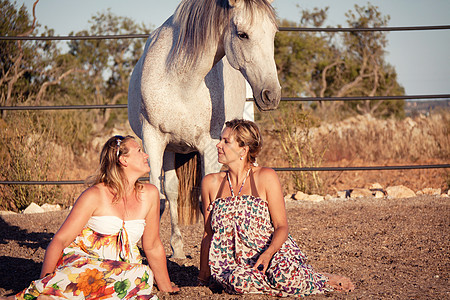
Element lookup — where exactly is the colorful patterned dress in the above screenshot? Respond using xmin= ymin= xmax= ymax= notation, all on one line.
xmin=16 ymin=216 xmax=155 ymax=299
xmin=208 ymin=171 xmax=330 ymax=297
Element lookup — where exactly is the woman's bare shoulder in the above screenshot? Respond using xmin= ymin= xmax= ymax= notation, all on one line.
xmin=140 ymin=183 xmax=159 ymax=203
xmin=76 ymin=184 xmax=106 ymax=203
xmin=141 ymin=182 xmax=158 ymax=193
xmin=202 ymin=171 xmax=226 ymax=185
xmin=253 ymin=166 xmax=277 ymax=179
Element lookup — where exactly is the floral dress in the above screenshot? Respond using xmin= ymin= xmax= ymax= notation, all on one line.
xmin=208 ymin=171 xmax=330 ymax=297
xmin=16 ymin=216 xmax=155 ymax=299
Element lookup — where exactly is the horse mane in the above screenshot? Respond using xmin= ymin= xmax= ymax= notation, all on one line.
xmin=168 ymin=0 xmax=277 ymax=70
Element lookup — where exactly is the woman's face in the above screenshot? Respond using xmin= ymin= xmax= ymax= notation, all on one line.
xmin=216 ymin=127 xmax=244 ymax=165
xmin=123 ymin=140 xmax=150 ymax=174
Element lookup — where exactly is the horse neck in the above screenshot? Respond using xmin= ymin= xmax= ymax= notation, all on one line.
xmin=178 ymin=42 xmax=224 ymax=85
xmin=166 ymin=19 xmax=226 ymax=84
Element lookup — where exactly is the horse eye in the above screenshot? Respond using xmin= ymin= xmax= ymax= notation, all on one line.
xmin=237 ymin=31 xmax=249 ymax=39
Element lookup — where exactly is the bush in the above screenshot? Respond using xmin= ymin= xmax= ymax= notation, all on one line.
xmin=268 ymin=107 xmax=327 ymax=194
xmin=0 ymin=111 xmax=71 ymax=211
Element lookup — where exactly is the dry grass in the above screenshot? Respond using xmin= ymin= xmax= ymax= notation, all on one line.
xmin=316 ymin=112 xmax=449 ymax=162
xmin=258 ymin=110 xmax=449 ymax=195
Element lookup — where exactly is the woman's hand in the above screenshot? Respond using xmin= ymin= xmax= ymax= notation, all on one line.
xmin=252 ymin=250 xmax=273 ymax=274
xmin=157 ymin=282 xmax=180 ymax=294
xmin=168 ymin=283 xmax=180 ymax=294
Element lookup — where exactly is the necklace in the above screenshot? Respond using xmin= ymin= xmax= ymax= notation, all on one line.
xmin=227 ymin=168 xmax=251 ymax=197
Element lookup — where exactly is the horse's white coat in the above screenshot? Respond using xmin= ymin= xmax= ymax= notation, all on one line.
xmin=128 ymin=0 xmax=280 ymax=258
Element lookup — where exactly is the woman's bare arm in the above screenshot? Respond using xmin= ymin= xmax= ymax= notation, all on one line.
xmin=141 ymin=184 xmax=178 ymax=293
xmin=40 ymin=187 xmax=99 ymax=277
xmin=198 ymin=174 xmax=217 ymax=284
xmin=252 ymin=167 xmax=289 ymax=273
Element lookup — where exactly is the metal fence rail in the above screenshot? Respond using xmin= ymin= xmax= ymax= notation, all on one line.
xmin=1 ymin=164 xmax=449 ymax=186
xmin=2 ymin=95 xmax=449 ymax=111
xmin=1 ymin=25 xmax=450 ymax=41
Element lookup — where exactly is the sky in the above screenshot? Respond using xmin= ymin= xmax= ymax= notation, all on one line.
xmin=17 ymin=0 xmax=450 ymax=96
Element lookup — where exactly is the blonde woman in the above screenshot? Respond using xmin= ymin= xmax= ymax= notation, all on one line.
xmin=14 ymin=135 xmax=178 ymax=299
xmin=199 ymin=119 xmax=354 ymax=297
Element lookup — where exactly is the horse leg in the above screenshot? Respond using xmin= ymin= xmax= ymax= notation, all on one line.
xmin=201 ymin=139 xmax=222 ymax=176
xmin=163 ymin=150 xmax=185 ymax=259
xmin=141 ymin=124 xmax=167 ymax=216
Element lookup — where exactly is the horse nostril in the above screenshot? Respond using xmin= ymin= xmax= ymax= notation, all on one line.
xmin=262 ymin=89 xmax=271 ymax=104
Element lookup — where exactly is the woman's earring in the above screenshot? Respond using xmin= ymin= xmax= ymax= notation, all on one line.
xmin=240 ymin=156 xmax=243 ymax=160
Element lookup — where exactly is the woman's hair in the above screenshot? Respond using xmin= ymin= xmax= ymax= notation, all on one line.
xmin=225 ymin=119 xmax=262 ymax=164
xmin=86 ymin=135 xmax=143 ymax=203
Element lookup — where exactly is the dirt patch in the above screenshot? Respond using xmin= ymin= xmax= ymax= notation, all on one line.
xmin=1 ymin=195 xmax=448 ymax=299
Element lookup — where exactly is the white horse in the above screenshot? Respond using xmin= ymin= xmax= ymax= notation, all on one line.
xmin=128 ymin=0 xmax=281 ymax=258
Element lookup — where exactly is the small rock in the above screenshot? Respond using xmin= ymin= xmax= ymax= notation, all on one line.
xmin=386 ymin=185 xmax=416 ymax=198
xmin=41 ymin=203 xmax=62 ymax=212
xmin=293 ymin=191 xmax=308 ymax=201
xmin=370 ymin=182 xmax=383 ymax=189
xmin=284 ymin=195 xmax=293 ymax=202
xmin=0 ymin=210 xmax=17 ymax=215
xmin=350 ymin=188 xmax=373 ymax=198
xmin=374 ymin=190 xmax=385 ymax=198
xmin=324 ymin=194 xmax=333 ymax=201
xmin=337 ymin=190 xmax=349 ymax=199
xmin=307 ymin=194 xmax=324 ymax=202
xmin=293 ymin=191 xmax=324 ymax=202
xmin=420 ymin=188 xmax=441 ymax=196
xmin=23 ymin=202 xmax=45 ymax=214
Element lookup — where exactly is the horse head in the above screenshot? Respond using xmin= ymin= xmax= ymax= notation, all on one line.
xmin=223 ymin=0 xmax=281 ymax=111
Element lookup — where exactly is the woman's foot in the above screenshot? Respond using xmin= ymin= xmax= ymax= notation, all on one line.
xmin=323 ymin=273 xmax=355 ymax=292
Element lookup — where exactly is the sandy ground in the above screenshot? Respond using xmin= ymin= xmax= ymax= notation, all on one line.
xmin=1 ymin=195 xmax=449 ymax=299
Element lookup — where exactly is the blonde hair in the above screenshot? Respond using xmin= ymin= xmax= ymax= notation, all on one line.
xmin=225 ymin=119 xmax=262 ymax=164
xmin=86 ymin=135 xmax=143 ymax=203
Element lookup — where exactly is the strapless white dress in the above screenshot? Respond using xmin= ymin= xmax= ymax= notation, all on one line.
xmin=16 ymin=216 xmax=155 ymax=299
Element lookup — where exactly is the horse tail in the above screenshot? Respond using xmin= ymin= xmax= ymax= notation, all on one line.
xmin=175 ymin=152 xmax=201 ymax=225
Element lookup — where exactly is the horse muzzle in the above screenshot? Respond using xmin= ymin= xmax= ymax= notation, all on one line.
xmin=254 ymin=86 xmax=281 ymax=111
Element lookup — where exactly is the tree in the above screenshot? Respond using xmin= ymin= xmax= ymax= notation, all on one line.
xmin=0 ymin=0 xmax=38 ymax=109
xmin=66 ymin=10 xmax=152 ymax=126
xmin=274 ymin=8 xmax=333 ymax=98
xmin=273 ymin=3 xmax=405 ymax=120
xmin=340 ymin=4 xmax=405 ymax=118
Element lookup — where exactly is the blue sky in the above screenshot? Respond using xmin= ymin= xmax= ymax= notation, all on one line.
xmin=17 ymin=0 xmax=450 ymax=96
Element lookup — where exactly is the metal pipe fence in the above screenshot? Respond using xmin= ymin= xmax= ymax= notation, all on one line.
xmin=1 ymin=25 xmax=450 ymax=41
xmin=1 ymin=164 xmax=449 ymax=186
xmin=2 ymin=94 xmax=449 ymax=111
xmin=1 ymin=24 xmax=449 ymax=185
